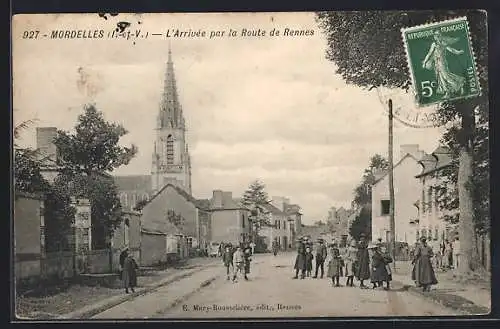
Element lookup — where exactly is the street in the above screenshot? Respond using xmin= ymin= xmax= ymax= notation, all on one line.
xmin=92 ymin=253 xmax=456 ymax=319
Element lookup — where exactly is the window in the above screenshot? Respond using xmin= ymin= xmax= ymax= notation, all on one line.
xmin=166 ymin=135 xmax=174 ymax=165
xmin=381 ymin=200 xmax=390 ymax=216
xmin=283 ymin=220 xmax=286 ymax=230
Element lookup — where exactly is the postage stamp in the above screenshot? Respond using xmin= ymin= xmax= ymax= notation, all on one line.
xmin=401 ymin=16 xmax=481 ymax=107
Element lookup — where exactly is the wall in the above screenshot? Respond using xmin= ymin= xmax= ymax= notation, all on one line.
xmin=371 ymin=156 xmax=421 ymax=243
xmin=112 ymin=212 xmax=141 ymax=267
xmin=141 ymin=185 xmax=197 ymax=238
xmin=211 ymin=209 xmax=249 ymax=245
xmin=14 ymin=195 xmax=43 ymax=281
xmin=140 ymin=232 xmax=167 ymax=266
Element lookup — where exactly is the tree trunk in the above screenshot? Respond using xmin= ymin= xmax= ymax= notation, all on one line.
xmin=457 ymin=108 xmax=478 ymax=274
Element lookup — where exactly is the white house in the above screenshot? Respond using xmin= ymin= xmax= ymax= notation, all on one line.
xmin=371 ymin=145 xmax=424 ymax=244
xmin=260 ymin=203 xmax=290 ymax=251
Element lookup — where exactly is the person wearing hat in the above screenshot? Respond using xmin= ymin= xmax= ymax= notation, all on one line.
xmin=343 ymin=239 xmax=358 ymax=287
xmin=412 ymin=236 xmax=438 ymax=292
xmin=369 ymin=242 xmax=391 ymax=290
xmin=293 ymin=240 xmax=307 ymax=279
xmin=313 ymin=239 xmax=328 ymax=279
xmin=327 ymin=242 xmax=343 ymax=287
xmin=355 ymin=234 xmax=371 ymax=288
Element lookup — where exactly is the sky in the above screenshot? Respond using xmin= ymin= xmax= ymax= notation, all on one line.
xmin=13 ymin=12 xmax=445 ymax=224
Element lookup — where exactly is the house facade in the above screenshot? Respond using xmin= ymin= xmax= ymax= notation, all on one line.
xmin=260 ymin=203 xmax=290 ymax=251
xmin=371 ymin=145 xmax=424 ymax=244
xmin=210 ymin=190 xmax=251 ymax=245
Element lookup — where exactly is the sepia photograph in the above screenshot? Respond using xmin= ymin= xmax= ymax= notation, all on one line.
xmin=12 ymin=11 xmax=490 ymax=320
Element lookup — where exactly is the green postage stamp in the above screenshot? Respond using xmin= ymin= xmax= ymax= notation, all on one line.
xmin=401 ymin=16 xmax=481 ymax=107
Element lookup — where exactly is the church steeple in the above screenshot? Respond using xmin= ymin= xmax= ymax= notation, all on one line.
xmin=158 ymin=45 xmax=184 ymax=130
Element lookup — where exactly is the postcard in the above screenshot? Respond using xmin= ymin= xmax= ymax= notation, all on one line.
xmin=12 ymin=11 xmax=490 ymax=320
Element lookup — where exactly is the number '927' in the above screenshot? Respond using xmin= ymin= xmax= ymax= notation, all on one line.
xmin=22 ymin=30 xmax=40 ymax=39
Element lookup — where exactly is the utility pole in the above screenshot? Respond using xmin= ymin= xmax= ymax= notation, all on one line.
xmin=388 ymin=99 xmax=396 ymax=271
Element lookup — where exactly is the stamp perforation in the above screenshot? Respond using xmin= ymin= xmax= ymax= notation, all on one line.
xmin=400 ymin=16 xmax=482 ymax=108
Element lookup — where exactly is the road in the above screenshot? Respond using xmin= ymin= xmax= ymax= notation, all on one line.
xmin=93 ymin=253 xmax=456 ymax=319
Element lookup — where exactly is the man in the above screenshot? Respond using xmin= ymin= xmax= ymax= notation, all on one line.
xmin=232 ymin=246 xmax=245 ymax=282
xmin=313 ymin=239 xmax=327 ymax=279
xmin=222 ymin=245 xmax=234 ymax=280
xmin=355 ymin=233 xmax=371 ymax=288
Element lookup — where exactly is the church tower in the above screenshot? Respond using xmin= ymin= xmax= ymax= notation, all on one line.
xmin=151 ymin=47 xmax=192 ymax=194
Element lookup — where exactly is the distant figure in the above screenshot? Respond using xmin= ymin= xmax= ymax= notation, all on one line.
xmin=327 ymin=243 xmax=342 ymax=287
xmin=272 ymin=240 xmax=279 ymax=256
xmin=122 ymin=253 xmax=138 ymax=294
xmin=412 ymin=236 xmax=438 ymax=292
xmin=355 ymin=233 xmax=371 ymax=288
xmin=250 ymin=241 xmax=256 ymax=255
xmin=343 ymin=240 xmax=358 ymax=287
xmin=232 ymin=246 xmax=245 ymax=282
xmin=443 ymin=239 xmax=453 ymax=270
xmin=305 ymin=247 xmax=314 ymax=277
xmin=119 ymin=247 xmax=129 ymax=279
xmin=313 ymin=239 xmax=327 ymax=279
xmin=222 ymin=245 xmax=234 ymax=281
xmin=452 ymin=237 xmax=460 ymax=270
xmin=293 ymin=241 xmax=307 ymax=279
xmin=369 ymin=243 xmax=391 ymax=290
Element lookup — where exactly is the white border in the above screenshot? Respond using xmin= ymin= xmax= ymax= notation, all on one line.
xmin=400 ymin=16 xmax=482 ymax=107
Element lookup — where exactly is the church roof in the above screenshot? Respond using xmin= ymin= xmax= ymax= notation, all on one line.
xmin=113 ymin=175 xmax=151 ymax=191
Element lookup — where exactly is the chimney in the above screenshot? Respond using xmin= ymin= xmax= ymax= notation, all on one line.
xmin=400 ymin=144 xmax=420 ymax=159
xmin=36 ymin=127 xmax=58 ymax=165
xmin=212 ymin=190 xmax=223 ymax=208
xmin=222 ymin=191 xmax=233 ymax=207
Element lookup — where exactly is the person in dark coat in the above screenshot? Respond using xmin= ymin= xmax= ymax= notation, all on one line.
xmin=412 ymin=236 xmax=438 ymax=292
xmin=369 ymin=244 xmax=390 ymax=289
xmin=222 ymin=245 xmax=234 ymax=280
xmin=122 ymin=253 xmax=138 ymax=293
xmin=118 ymin=247 xmax=129 ymax=280
xmin=355 ymin=234 xmax=371 ymax=288
xmin=293 ymin=241 xmax=307 ymax=279
xmin=243 ymin=246 xmax=252 ymax=280
xmin=327 ymin=244 xmax=342 ymax=287
xmin=313 ymin=239 xmax=328 ymax=279
xmin=305 ymin=247 xmax=314 ymax=277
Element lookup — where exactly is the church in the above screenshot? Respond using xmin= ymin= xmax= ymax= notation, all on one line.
xmin=114 ymin=48 xmax=192 ymax=210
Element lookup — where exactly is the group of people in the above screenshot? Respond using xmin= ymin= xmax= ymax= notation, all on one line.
xmin=221 ymin=243 xmax=253 ymax=283
xmin=293 ymin=234 xmax=395 ymax=290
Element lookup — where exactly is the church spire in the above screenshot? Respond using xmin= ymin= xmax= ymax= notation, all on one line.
xmin=158 ymin=44 xmax=183 ymax=129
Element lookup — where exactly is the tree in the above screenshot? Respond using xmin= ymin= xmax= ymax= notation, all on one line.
xmin=54 ymin=104 xmax=138 ymax=248
xmin=133 ymin=199 xmax=149 ymax=212
xmin=349 ymin=206 xmax=371 ymax=241
xmin=352 ymin=154 xmax=389 ymax=208
xmin=316 ymin=10 xmax=488 ymax=274
xmin=241 ymin=180 xmax=272 ymax=238
xmin=314 ymin=220 xmax=326 ymax=226
xmin=14 ymin=148 xmax=50 ymax=195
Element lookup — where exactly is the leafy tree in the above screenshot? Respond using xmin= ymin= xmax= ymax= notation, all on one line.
xmin=54 ymin=104 xmax=138 ymax=248
xmin=241 ymin=180 xmax=272 ymax=241
xmin=349 ymin=206 xmax=371 ymax=241
xmin=14 ymin=148 xmax=50 ymax=195
xmin=352 ymin=154 xmax=389 ymax=208
xmin=316 ymin=10 xmax=488 ymax=273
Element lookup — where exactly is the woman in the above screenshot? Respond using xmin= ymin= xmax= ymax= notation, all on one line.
xmin=412 ymin=236 xmax=438 ymax=292
xmin=355 ymin=234 xmax=371 ymax=288
xmin=343 ymin=240 xmax=358 ymax=287
xmin=369 ymin=244 xmax=390 ymax=289
xmin=327 ymin=243 xmax=343 ymax=287
xmin=293 ymin=241 xmax=307 ymax=279
xmin=122 ymin=253 xmax=138 ymax=294
xmin=422 ymin=30 xmax=466 ymax=99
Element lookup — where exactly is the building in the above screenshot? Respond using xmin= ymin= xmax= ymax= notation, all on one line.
xmin=111 ymin=211 xmax=141 ymax=262
xmin=260 ymin=203 xmax=289 ymax=251
xmin=371 ymin=144 xmax=425 ymax=244
xmin=114 ymin=47 xmax=192 ymax=211
xmin=414 ymin=146 xmax=456 ymax=246
xmin=209 ymin=190 xmax=251 ymax=245
xmin=326 ymin=206 xmax=352 ymax=241
xmin=284 ymin=203 xmax=303 ymax=244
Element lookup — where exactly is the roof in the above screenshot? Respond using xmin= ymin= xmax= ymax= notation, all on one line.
xmin=210 ymin=197 xmax=249 ymax=211
xmin=263 ymin=203 xmax=286 ymax=216
xmin=194 ymin=198 xmax=211 ymax=210
xmin=113 ymin=175 xmax=151 ymax=191
xmin=145 ymin=183 xmax=205 ymax=210
xmin=284 ymin=204 xmax=302 ymax=215
xmin=373 ymin=153 xmax=419 ymax=185
xmin=415 ymin=146 xmax=453 ymax=178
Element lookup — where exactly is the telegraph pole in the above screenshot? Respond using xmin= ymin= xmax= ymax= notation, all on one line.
xmin=388 ymin=99 xmax=396 ymax=270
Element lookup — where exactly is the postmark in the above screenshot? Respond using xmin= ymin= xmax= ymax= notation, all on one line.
xmin=401 ymin=17 xmax=481 ymax=107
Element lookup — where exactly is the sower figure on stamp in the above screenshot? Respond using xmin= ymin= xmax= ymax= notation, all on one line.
xmin=293 ymin=239 xmax=307 ymax=279
xmin=122 ymin=253 xmax=138 ymax=294
xmin=222 ymin=244 xmax=234 ymax=281
xmin=313 ymin=238 xmax=327 ymax=279
xmin=355 ymin=233 xmax=371 ymax=289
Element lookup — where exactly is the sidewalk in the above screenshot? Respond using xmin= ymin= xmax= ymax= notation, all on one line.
xmin=391 ymin=261 xmax=491 ymax=315
xmin=15 ymin=257 xmax=220 ymax=320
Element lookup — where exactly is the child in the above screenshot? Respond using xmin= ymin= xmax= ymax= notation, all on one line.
xmin=305 ymin=247 xmax=314 ymax=277
xmin=222 ymin=245 xmax=234 ymax=280
xmin=232 ymin=246 xmax=245 ymax=282
xmin=327 ymin=244 xmax=342 ymax=287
